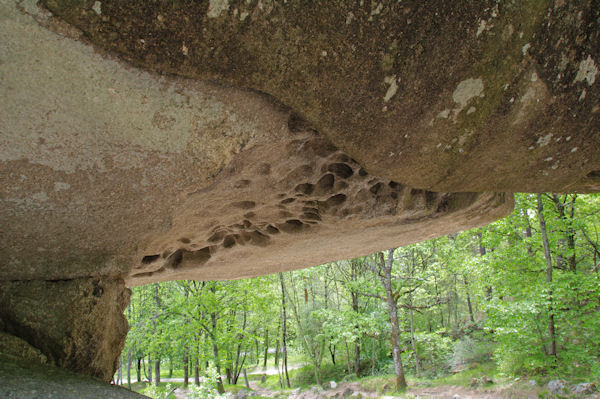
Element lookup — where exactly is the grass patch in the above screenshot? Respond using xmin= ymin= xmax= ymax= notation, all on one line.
xmin=159 ymin=369 xmax=185 ymax=379
xmin=289 ymin=363 xmax=351 ymax=388
xmin=256 ymin=373 xmax=287 ymax=390
xmin=223 ymin=383 xmax=248 ymax=393
xmin=411 ymin=362 xmax=498 ymax=388
xmin=127 ymin=381 xmax=149 ymax=391
xmin=137 ymin=382 xmax=183 ymax=398
xmin=358 ymin=374 xmax=396 ymax=393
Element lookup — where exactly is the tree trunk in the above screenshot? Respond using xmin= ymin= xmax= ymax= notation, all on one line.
xmin=136 ymin=357 xmax=141 ymax=383
xmin=433 ymin=275 xmax=444 ymax=328
xmin=329 ymin=343 xmax=336 ymax=365
xmin=371 ymin=336 xmax=376 ymax=376
xmin=153 ymin=283 xmax=160 ymax=386
xmin=255 ymin=339 xmax=260 ymax=365
xmin=263 ymin=328 xmax=269 ymax=368
xmin=117 ymin=356 xmax=122 ymax=385
xmin=537 ymin=194 xmax=557 ymax=359
xmin=183 ymin=347 xmax=189 ymax=387
xmin=278 ymin=273 xmax=291 ymax=388
xmin=344 ymin=340 xmax=352 ymax=376
xmin=551 ymin=194 xmax=577 ymax=272
xmin=194 ymin=357 xmax=200 ymax=385
xmin=243 ymin=368 xmax=250 ymax=389
xmin=211 ymin=312 xmax=225 ymax=394
xmin=127 ymin=350 xmax=132 ymax=388
xmin=408 ymin=293 xmax=420 ymax=378
xmin=463 ymin=276 xmax=475 ymax=323
xmin=148 ymin=354 xmax=152 ymax=384
xmin=478 ymin=233 xmax=493 ymax=300
xmin=522 ymin=207 xmax=534 ymax=256
xmin=274 ymin=336 xmax=280 ymax=366
xmin=354 ymin=341 xmax=360 ymax=376
xmin=226 ymin=367 xmax=232 ymax=385
xmin=351 ymin=262 xmax=361 ymax=376
xmin=377 ymin=250 xmax=407 ymax=390
xmin=154 ymin=359 xmax=160 ymax=385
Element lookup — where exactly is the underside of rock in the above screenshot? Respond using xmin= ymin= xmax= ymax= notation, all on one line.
xmin=0 ymin=0 xmax=599 ymax=392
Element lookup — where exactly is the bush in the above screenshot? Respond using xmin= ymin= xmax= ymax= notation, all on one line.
xmin=187 ymin=366 xmax=226 ymax=399
xmin=449 ymin=336 xmax=495 ymax=369
xmin=412 ymin=332 xmax=454 ymax=377
xmin=141 ymin=383 xmax=177 ymax=399
xmin=290 ymin=363 xmax=348 ymax=387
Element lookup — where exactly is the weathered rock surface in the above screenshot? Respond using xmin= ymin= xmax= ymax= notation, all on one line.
xmin=1 ymin=0 xmax=512 ymax=284
xmin=0 ymin=331 xmax=48 ymax=366
xmin=0 ymin=277 xmax=130 ymax=381
xmin=38 ymin=0 xmax=600 ymax=194
xmin=129 ymin=131 xmax=512 ymax=284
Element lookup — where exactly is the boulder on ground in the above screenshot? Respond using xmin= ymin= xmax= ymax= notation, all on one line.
xmin=548 ymin=379 xmax=569 ymax=394
xmin=571 ymin=382 xmax=596 ymax=395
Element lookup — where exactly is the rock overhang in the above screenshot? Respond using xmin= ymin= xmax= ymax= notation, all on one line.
xmin=1 ymin=0 xmax=517 ymax=284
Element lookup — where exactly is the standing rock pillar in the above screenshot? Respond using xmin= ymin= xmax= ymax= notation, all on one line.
xmin=0 ymin=277 xmax=130 ymax=381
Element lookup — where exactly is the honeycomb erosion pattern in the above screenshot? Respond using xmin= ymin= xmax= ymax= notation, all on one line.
xmin=129 ymin=127 xmax=512 ymax=285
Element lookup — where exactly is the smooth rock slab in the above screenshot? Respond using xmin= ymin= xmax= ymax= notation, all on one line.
xmin=0 ymin=358 xmax=147 ymax=399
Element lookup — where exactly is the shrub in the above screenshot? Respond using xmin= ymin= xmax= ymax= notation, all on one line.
xmin=449 ymin=336 xmax=495 ymax=369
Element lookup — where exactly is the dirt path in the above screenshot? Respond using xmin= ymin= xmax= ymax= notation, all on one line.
xmin=130 ymin=379 xmax=544 ymax=398
xmin=241 ymin=381 xmax=541 ymax=399
xmin=405 ymin=385 xmax=535 ymax=399
xmin=246 ymin=362 xmax=308 ymax=376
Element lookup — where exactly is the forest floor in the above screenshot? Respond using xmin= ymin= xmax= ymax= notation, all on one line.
xmin=165 ymin=381 xmax=543 ymax=399
xmin=126 ymin=362 xmax=598 ymax=399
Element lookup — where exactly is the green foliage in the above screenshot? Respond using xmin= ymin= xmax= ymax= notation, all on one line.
xmin=187 ymin=366 xmax=225 ymax=399
xmin=449 ymin=335 xmax=495 ymax=369
xmin=290 ymin=363 xmax=349 ymax=387
xmin=422 ymin=362 xmax=498 ymax=388
xmin=413 ymin=332 xmax=453 ymax=377
xmin=120 ymin=193 xmax=600 ymax=390
xmin=358 ymin=375 xmax=395 ymax=393
xmin=482 ymin=194 xmax=600 ymax=378
xmin=140 ymin=383 xmax=176 ymax=399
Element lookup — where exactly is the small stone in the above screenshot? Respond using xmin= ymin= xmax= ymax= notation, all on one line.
xmin=330 ymin=380 xmax=337 ymax=389
xmin=548 ymin=379 xmax=568 ymax=394
xmin=481 ymin=376 xmax=493 ymax=385
xmin=571 ymin=382 xmax=596 ymax=395
xmin=92 ymin=1 xmax=102 ymax=15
